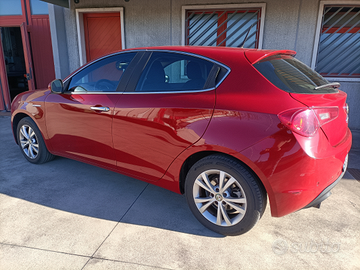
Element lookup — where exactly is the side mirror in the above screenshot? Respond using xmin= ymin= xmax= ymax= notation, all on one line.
xmin=48 ymin=79 xmax=64 ymax=94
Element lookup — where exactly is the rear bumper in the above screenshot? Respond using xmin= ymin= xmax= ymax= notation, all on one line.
xmin=303 ymin=155 xmax=348 ymax=209
xmin=241 ymin=127 xmax=352 ymax=217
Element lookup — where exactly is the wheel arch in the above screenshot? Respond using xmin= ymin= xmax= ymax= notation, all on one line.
xmin=12 ymin=112 xmax=32 ymax=144
xmin=12 ymin=112 xmax=51 ymax=154
xmin=179 ymin=151 xmax=267 ymax=201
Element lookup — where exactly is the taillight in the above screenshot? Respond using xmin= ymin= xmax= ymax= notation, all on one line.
xmin=278 ymin=107 xmax=339 ymax=137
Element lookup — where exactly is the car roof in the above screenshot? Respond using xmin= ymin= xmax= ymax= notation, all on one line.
xmin=121 ymin=46 xmax=296 ymax=65
xmin=65 ymin=46 xmax=297 ymax=81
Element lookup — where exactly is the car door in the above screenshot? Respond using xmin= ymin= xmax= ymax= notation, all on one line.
xmin=112 ymin=51 xmax=221 ymax=182
xmin=45 ymin=52 xmax=137 ymax=169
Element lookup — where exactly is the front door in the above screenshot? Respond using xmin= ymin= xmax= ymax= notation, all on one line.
xmin=46 ymin=92 xmax=119 ymax=169
xmin=45 ymin=52 xmax=136 ymax=169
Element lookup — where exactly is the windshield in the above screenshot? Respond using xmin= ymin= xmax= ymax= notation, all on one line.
xmin=253 ymin=55 xmax=339 ymax=94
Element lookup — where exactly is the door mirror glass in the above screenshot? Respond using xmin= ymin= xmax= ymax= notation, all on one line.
xmin=49 ymin=79 xmax=64 ymax=94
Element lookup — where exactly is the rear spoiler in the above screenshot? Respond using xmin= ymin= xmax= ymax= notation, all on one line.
xmin=245 ymin=50 xmax=296 ymax=64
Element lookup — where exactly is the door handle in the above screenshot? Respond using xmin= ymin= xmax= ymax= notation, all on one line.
xmin=90 ymin=106 xmax=110 ymax=112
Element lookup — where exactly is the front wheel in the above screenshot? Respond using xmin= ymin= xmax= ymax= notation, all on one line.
xmin=185 ymin=154 xmax=266 ymax=236
xmin=17 ymin=117 xmax=54 ymax=164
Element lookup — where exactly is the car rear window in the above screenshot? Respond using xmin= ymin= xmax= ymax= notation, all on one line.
xmin=253 ymin=55 xmax=338 ymax=94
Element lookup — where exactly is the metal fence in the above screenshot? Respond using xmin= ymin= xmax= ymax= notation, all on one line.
xmin=315 ymin=6 xmax=360 ymax=77
xmin=185 ymin=8 xmax=262 ymax=48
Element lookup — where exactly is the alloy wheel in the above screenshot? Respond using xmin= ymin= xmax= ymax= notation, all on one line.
xmin=19 ymin=124 xmax=39 ymax=159
xmin=193 ymin=169 xmax=247 ymax=227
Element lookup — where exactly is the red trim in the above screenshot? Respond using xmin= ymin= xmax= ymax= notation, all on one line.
xmin=0 ymin=16 xmax=25 ymax=26
xmin=217 ymin=12 xmax=227 ymax=46
xmin=20 ymin=23 xmax=35 ymax=91
xmin=24 ymin=0 xmax=32 ymax=24
xmin=323 ymin=26 xmax=360 ymax=34
xmin=255 ymin=9 xmax=261 ymax=48
xmin=82 ymin=12 xmax=120 ymax=18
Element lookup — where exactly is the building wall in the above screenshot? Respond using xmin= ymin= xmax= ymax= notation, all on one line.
xmin=341 ymin=81 xmax=360 ymax=149
xmin=49 ymin=0 xmax=360 ymax=140
xmin=66 ymin=0 xmax=321 ymax=65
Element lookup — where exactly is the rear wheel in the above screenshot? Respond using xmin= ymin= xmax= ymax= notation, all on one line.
xmin=17 ymin=117 xmax=54 ymax=164
xmin=185 ymin=154 xmax=266 ymax=236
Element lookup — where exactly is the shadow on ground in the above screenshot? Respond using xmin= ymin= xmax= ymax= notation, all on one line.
xmin=1 ymin=135 xmax=221 ymax=237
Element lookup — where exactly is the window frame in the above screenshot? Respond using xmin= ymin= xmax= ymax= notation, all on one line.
xmin=134 ymin=51 xmax=216 ymax=93
xmin=181 ymin=3 xmax=266 ymax=49
xmin=123 ymin=50 xmax=231 ymax=94
xmin=64 ymin=51 xmax=140 ymax=94
xmin=311 ymin=1 xmax=360 ymax=81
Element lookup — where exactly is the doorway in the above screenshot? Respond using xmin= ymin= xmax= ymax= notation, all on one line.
xmin=0 ymin=27 xmax=28 ymax=100
xmin=0 ymin=0 xmax=55 ymax=111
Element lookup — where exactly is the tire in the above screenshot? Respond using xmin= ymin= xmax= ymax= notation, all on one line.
xmin=17 ymin=117 xmax=54 ymax=164
xmin=185 ymin=154 xmax=266 ymax=236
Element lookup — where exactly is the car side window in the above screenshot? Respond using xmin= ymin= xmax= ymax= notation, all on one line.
xmin=68 ymin=52 xmax=136 ymax=92
xmin=135 ymin=52 xmax=215 ymax=92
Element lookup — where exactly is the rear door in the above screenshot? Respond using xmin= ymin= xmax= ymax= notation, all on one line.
xmin=112 ymin=51 xmax=220 ymax=181
xmin=45 ymin=52 xmax=137 ymax=168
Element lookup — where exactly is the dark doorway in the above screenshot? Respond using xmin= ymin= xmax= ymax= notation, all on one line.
xmin=0 ymin=27 xmax=28 ymax=100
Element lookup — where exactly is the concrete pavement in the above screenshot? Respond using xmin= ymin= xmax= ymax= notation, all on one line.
xmin=0 ymin=114 xmax=359 ymax=269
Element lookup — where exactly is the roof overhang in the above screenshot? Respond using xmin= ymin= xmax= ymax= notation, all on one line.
xmin=40 ymin=0 xmax=69 ymax=8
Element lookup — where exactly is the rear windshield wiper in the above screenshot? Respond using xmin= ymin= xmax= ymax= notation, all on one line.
xmin=314 ymin=82 xmax=340 ymax=90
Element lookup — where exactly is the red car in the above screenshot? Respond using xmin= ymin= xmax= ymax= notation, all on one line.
xmin=11 ymin=46 xmax=351 ymax=235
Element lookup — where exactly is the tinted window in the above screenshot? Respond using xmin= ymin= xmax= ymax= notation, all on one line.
xmin=135 ymin=52 xmax=215 ymax=92
xmin=254 ymin=55 xmax=338 ymax=94
xmin=68 ymin=52 xmax=136 ymax=92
